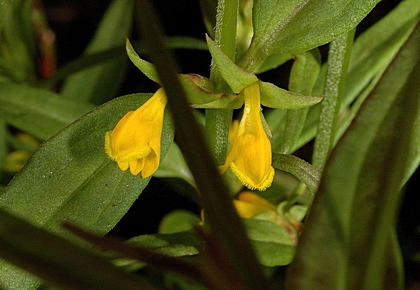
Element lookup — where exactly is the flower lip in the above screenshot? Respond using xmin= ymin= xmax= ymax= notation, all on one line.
xmin=105 ymin=88 xmax=167 ymax=178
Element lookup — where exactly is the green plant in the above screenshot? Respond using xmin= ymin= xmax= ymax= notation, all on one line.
xmin=0 ymin=0 xmax=419 ymax=289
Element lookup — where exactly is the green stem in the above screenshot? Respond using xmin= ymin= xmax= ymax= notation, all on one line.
xmin=312 ymin=29 xmax=355 ymax=169
xmin=205 ymin=0 xmax=238 ymax=165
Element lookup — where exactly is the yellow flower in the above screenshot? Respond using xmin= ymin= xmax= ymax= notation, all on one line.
xmin=105 ymin=88 xmax=167 ymax=178
xmin=220 ymin=82 xmax=274 ymax=190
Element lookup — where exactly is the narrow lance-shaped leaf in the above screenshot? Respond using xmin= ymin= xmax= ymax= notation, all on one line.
xmin=286 ymin=20 xmax=420 ymax=290
xmin=0 ymin=93 xmax=174 ymax=288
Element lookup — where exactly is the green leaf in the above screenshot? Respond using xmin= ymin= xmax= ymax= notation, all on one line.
xmin=286 ymin=20 xmax=420 ymax=290
xmin=272 ymin=153 xmax=321 ymax=194
xmin=242 ymin=0 xmax=380 ymax=71
xmin=158 ymin=210 xmax=201 ymax=234
xmin=206 ymin=34 xmax=257 ymax=93
xmin=281 ymin=49 xmax=321 ymax=154
xmin=60 ymin=0 xmax=134 ymax=104
xmin=43 ymin=37 xmax=208 ymax=88
xmin=312 ymin=29 xmax=355 ymax=169
xmin=126 ymin=38 xmax=160 ymax=84
xmin=259 ymin=80 xmax=322 ymax=109
xmin=0 ymin=93 xmax=174 ymax=288
xmin=253 ymin=53 xmax=293 ymax=74
xmin=0 ymin=0 xmax=36 ymax=83
xmin=294 ymin=0 xmax=420 ymax=153
xmin=0 ymin=209 xmax=158 ymax=290
xmin=243 ymin=219 xmax=295 ymax=266
xmin=154 ymin=142 xmax=195 ymax=186
xmin=135 ymin=0 xmax=270 ymax=288
xmin=0 ymin=83 xmax=94 ymax=140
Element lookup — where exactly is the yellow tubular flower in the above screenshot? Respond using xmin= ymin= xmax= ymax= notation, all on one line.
xmin=105 ymin=88 xmax=167 ymax=178
xmin=220 ymin=82 xmax=274 ymax=191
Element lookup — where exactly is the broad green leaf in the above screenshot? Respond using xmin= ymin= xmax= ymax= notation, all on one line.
xmin=259 ymin=80 xmax=322 ymax=109
xmin=281 ymin=49 xmax=321 ymax=154
xmin=0 ymin=209 xmax=158 ymax=290
xmin=60 ymin=0 xmax=134 ymax=104
xmin=0 ymin=83 xmax=94 ymax=140
xmin=0 ymin=93 xmax=175 ymax=288
xmin=286 ymin=20 xmax=420 ymax=290
xmin=272 ymin=153 xmax=321 ymax=194
xmin=206 ymin=34 xmax=257 ymax=93
xmin=241 ymin=0 xmax=380 ymax=71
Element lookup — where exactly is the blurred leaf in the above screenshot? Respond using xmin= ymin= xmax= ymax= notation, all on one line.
xmin=286 ymin=20 xmax=420 ymax=290
xmin=0 ymin=209 xmax=158 ymax=290
xmin=60 ymin=0 xmax=134 ymax=104
xmin=199 ymin=0 xmax=217 ymax=37
xmin=0 ymin=0 xmax=36 ymax=83
xmin=0 ymin=93 xmax=174 ymax=288
xmin=272 ymin=153 xmax=321 ymax=194
xmin=159 ymin=210 xmax=201 ymax=234
xmin=242 ymin=0 xmax=380 ymax=71
xmin=0 ymin=121 xmax=6 ymax=170
xmin=0 ymin=83 xmax=94 ymax=140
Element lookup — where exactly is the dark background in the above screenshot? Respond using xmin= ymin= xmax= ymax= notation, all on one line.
xmin=42 ymin=0 xmax=419 ymax=288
